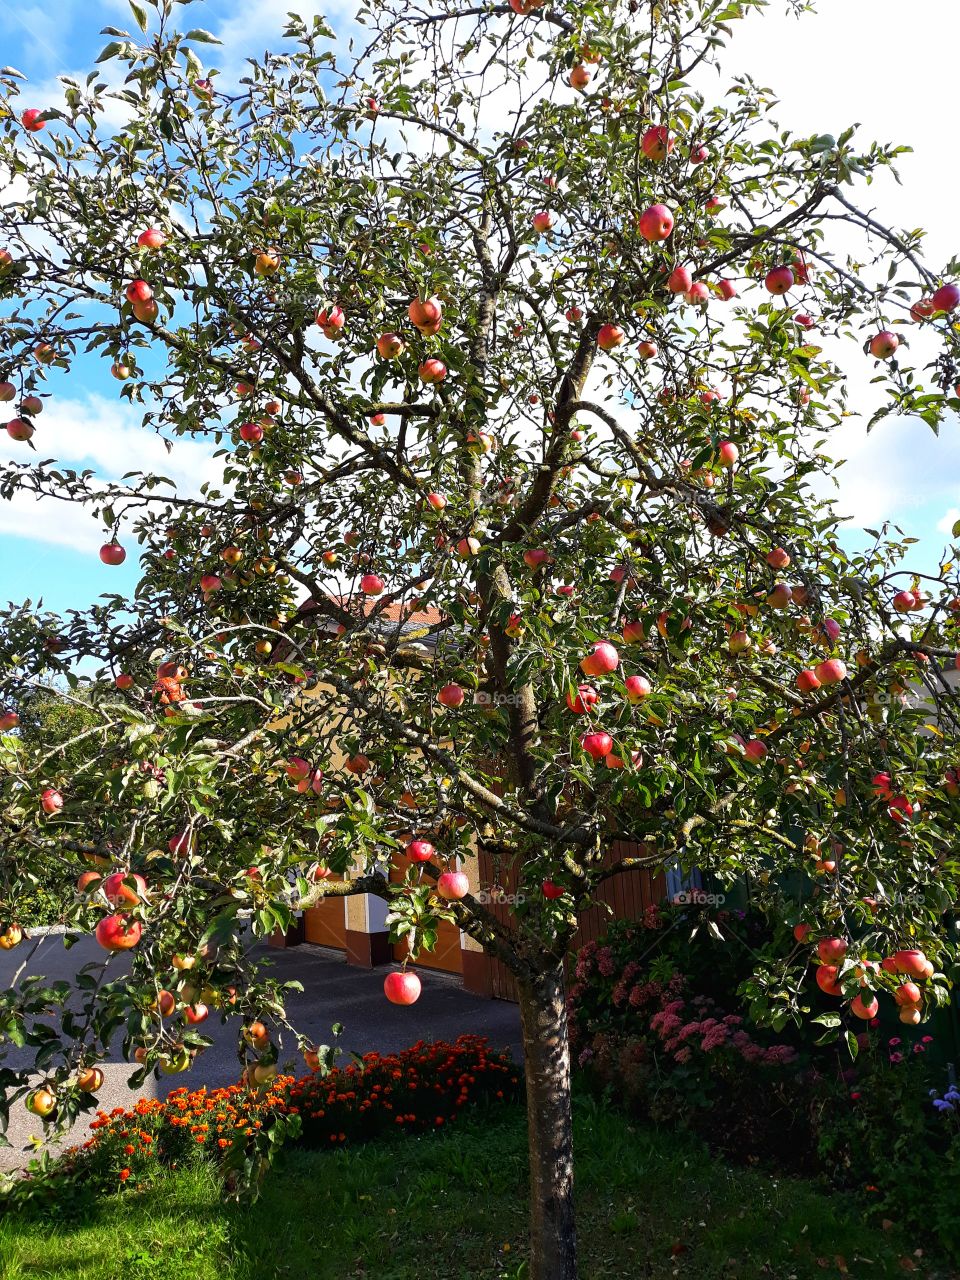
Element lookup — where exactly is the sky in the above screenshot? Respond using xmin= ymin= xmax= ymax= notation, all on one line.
xmin=1 ymin=0 xmax=959 ymax=617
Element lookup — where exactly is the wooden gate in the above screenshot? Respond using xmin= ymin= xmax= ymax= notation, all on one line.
xmin=476 ymin=840 xmax=666 ymax=1002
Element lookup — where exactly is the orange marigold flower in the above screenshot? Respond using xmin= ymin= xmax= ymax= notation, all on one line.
xmin=119 ymin=1168 xmax=131 ymax=1181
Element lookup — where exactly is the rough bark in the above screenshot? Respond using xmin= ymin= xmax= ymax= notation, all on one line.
xmin=518 ymin=962 xmax=578 ymax=1280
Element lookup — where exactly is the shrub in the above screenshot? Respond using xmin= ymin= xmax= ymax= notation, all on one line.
xmin=568 ymin=907 xmax=960 ymax=1260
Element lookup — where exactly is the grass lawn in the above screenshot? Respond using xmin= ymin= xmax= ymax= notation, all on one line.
xmin=0 ymin=1095 xmax=942 ymax=1280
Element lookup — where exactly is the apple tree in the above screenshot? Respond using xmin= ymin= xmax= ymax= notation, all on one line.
xmin=2 ymin=0 xmax=960 ymax=1274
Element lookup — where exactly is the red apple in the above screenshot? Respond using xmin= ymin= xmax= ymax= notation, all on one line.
xmin=125 ymin=279 xmax=153 ymax=305
xmin=565 ymin=305 xmax=583 ymax=323
xmin=457 ymin=536 xmax=480 ymax=557
xmin=409 ymin=297 xmax=443 ymax=330
xmin=102 ymin=871 xmax=147 ymax=906
xmin=425 ymin=492 xmax=447 ymax=511
xmin=793 ymin=923 xmax=811 ymax=943
xmin=641 ymin=125 xmax=673 ymax=161
xmin=200 ymin=573 xmax=222 ymax=593
xmin=542 ymin=880 xmax=565 ymax=899
xmin=892 ymin=589 xmax=918 ymax=613
xmin=566 ymin=684 xmax=599 ymax=714
xmin=345 ymin=754 xmax=370 ymax=775
xmin=767 ymin=583 xmax=793 ymax=609
xmin=638 ymin=204 xmax=674 ymax=242
xmin=20 ymin=396 xmax=42 ymax=416
xmin=580 ymin=641 xmax=619 ymax=676
xmin=580 ymin=731 xmax=613 ymax=760
xmin=523 ymin=548 xmax=550 ymax=570
xmin=597 ymin=324 xmax=625 ymax=352
xmin=376 ymin=332 xmax=405 ymax=359
xmin=360 ymin=573 xmax=384 ymax=595
xmin=77 ymin=1066 xmax=104 ymax=1092
xmin=892 ymin=949 xmax=928 ymax=978
xmin=636 ymin=341 xmax=657 ymax=361
xmin=6 ymin=418 xmax=34 ymax=441
xmin=437 ymin=682 xmax=465 ymax=708
xmin=621 ymin=620 xmax=645 ymax=644
xmin=0 ymin=710 xmax=19 ymax=730
xmin=316 ymin=306 xmax=345 ymax=338
xmin=406 ymin=839 xmax=435 ymax=863
xmin=436 ymin=870 xmax=469 ymax=900
xmin=667 ymin=266 xmax=692 ymax=294
xmin=99 ymin=542 xmax=126 ymax=566
xmin=41 ymin=788 xmax=63 ymax=814
xmin=869 ymin=331 xmax=899 ymax=360
xmin=0 ymin=382 xmax=15 ymax=402
xmin=717 ymin=441 xmax=738 ymax=469
xmin=766 ymin=547 xmax=791 ymax=570
xmin=684 ymin=282 xmax=710 ymax=305
xmin=796 ymin=669 xmax=821 ymax=694
xmin=728 ymin=630 xmax=751 ymax=656
xmin=932 ymin=283 xmax=960 ymax=314
xmin=137 ymin=228 xmax=166 ymax=249
xmin=95 ymin=914 xmax=142 ymax=951
xmin=818 ymin=937 xmax=848 ymax=964
xmin=814 ymin=659 xmax=847 ymax=686
xmin=894 ymin=981 xmax=922 ymax=1006
xmin=765 ymin=266 xmax=794 ymax=295
xmin=744 ymin=739 xmax=768 ymax=762
xmin=532 ymin=211 xmax=555 ymax=234
xmin=384 ymin=970 xmax=421 ymax=1005
xmin=816 ymin=965 xmax=842 ymax=997
xmin=419 ymin=358 xmax=447 ymax=384
xmin=238 ymin=421 xmax=264 ymax=444
xmin=131 ymin=298 xmax=159 ymax=324
xmin=185 ymin=1003 xmax=209 ymax=1024
xmin=76 ymin=870 xmax=101 ymax=893
xmin=624 ymin=675 xmax=651 ymax=702
xmin=568 ymin=64 xmax=591 ymax=91
xmin=850 ymin=993 xmax=878 ymax=1020
xmin=21 ymin=109 xmax=46 ymax=133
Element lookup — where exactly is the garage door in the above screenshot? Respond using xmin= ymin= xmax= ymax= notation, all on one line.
xmin=390 ymin=851 xmax=463 ymax=974
xmin=303 ymin=886 xmax=347 ymax=950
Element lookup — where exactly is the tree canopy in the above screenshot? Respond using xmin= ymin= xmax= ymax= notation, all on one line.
xmin=1 ymin=0 xmax=959 ymax=1274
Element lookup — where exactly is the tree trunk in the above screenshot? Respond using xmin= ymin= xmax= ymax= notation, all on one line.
xmin=518 ymin=961 xmax=578 ymax=1280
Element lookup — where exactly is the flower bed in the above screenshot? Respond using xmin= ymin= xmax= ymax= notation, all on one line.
xmin=568 ymin=904 xmax=960 ymax=1261
xmin=0 ymin=1036 xmax=519 ymax=1212
xmin=289 ymin=1034 xmax=520 ymax=1147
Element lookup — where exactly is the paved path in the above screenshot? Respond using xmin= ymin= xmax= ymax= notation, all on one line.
xmin=0 ymin=934 xmax=521 ymax=1172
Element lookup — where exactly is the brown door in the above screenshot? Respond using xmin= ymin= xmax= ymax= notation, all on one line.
xmin=390 ymin=852 xmax=463 ymax=973
xmin=303 ymin=884 xmax=347 ymax=950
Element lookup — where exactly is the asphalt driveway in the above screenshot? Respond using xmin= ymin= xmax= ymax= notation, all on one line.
xmin=0 ymin=933 xmax=521 ymax=1172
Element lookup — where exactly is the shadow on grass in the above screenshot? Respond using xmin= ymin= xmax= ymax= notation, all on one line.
xmin=0 ymin=1097 xmax=949 ymax=1280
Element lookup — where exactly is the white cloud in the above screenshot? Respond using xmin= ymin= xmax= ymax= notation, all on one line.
xmin=2 ymin=393 xmax=221 ymax=551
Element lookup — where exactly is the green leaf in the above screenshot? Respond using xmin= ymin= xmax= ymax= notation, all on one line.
xmin=95 ymin=42 xmax=124 ymax=63
xmin=129 ymin=1 xmax=148 ymax=31
xmin=185 ymin=28 xmax=222 ymax=44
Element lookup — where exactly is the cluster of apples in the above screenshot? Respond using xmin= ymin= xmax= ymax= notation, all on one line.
xmin=374 ymin=296 xmax=448 ymax=386
xmin=89 ymin=867 xmax=147 ymax=952
xmin=568 ymin=640 xmax=651 ymax=769
xmin=1 ymin=378 xmax=44 ymax=442
xmin=804 ymin=931 xmax=935 ymax=1025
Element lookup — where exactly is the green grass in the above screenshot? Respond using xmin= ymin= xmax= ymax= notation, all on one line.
xmin=0 ymin=1097 xmax=943 ymax=1279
